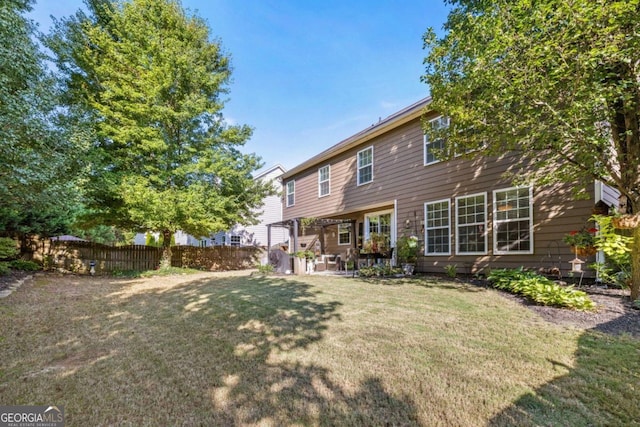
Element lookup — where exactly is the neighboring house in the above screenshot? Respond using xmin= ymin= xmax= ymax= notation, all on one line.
xmin=276 ymin=97 xmax=617 ymax=277
xmin=133 ymin=164 xmax=289 ymax=248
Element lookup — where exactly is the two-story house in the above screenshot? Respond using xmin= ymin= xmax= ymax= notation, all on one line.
xmin=273 ymin=97 xmax=617 ymax=277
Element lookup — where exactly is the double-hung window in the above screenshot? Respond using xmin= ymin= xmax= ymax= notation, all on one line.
xmin=424 ymin=116 xmax=450 ymax=165
xmin=338 ymin=223 xmax=351 ymax=245
xmin=357 ymin=146 xmax=373 ymax=185
xmin=424 ymin=199 xmax=451 ymax=255
xmin=286 ymin=180 xmax=295 ymax=207
xmin=318 ymin=165 xmax=330 ymax=197
xmin=456 ymin=193 xmax=487 ymax=254
xmin=493 ymin=187 xmax=533 ymax=254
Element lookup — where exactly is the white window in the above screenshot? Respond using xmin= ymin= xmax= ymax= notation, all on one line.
xmin=364 ymin=210 xmax=393 ymax=252
xmin=338 ymin=223 xmax=351 ymax=245
xmin=424 ymin=116 xmax=450 ymax=165
xmin=493 ymin=187 xmax=533 ymax=254
xmin=318 ymin=165 xmax=330 ymax=197
xmin=424 ymin=199 xmax=451 ymax=255
xmin=286 ymin=180 xmax=295 ymax=207
xmin=456 ymin=193 xmax=487 ymax=254
xmin=230 ymin=235 xmax=241 ymax=246
xmin=357 ymin=146 xmax=373 ymax=185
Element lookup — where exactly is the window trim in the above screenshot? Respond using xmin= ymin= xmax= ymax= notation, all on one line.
xmin=338 ymin=223 xmax=351 ymax=246
xmin=357 ymin=146 xmax=374 ymax=186
xmin=424 ymin=198 xmax=451 ymax=256
xmin=318 ymin=165 xmax=330 ymax=197
xmin=424 ymin=116 xmax=450 ymax=166
xmin=455 ymin=192 xmax=488 ymax=255
xmin=286 ymin=180 xmax=295 ymax=207
xmin=493 ymin=186 xmax=534 ymax=255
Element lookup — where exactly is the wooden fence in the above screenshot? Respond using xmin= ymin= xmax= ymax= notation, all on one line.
xmin=45 ymin=241 xmax=261 ymax=274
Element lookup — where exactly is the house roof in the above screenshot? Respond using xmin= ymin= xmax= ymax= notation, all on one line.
xmin=282 ymin=97 xmax=433 ymax=179
xmin=254 ymin=164 xmax=286 ymax=180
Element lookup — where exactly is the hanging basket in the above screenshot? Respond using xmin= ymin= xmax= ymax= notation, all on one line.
xmin=611 ymin=214 xmax=640 ymax=230
xmin=572 ymin=246 xmax=597 ymax=257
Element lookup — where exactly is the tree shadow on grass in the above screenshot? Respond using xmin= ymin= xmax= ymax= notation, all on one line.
xmin=31 ymin=274 xmax=421 ymax=425
xmin=489 ymin=313 xmax=640 ymax=426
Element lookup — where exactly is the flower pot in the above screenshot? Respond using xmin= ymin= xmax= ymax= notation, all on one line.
xmin=573 ymin=246 xmax=597 ymax=257
xmin=401 ymin=263 xmax=415 ymax=276
xmin=611 ymin=214 xmax=640 ymax=230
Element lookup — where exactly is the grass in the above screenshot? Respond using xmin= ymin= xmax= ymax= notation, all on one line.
xmin=0 ymin=271 xmax=638 ymax=426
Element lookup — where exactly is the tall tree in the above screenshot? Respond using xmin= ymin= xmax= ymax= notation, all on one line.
xmin=47 ymin=0 xmax=273 ymax=265
xmin=423 ymin=0 xmax=640 ymax=299
xmin=0 ymin=0 xmax=84 ymax=246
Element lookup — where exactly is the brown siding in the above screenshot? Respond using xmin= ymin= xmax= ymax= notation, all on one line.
xmin=284 ymin=115 xmax=599 ymax=277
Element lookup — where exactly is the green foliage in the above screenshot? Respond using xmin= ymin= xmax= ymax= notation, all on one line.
xmin=0 ymin=238 xmax=18 ymax=260
xmin=358 ymin=264 xmax=403 ymax=278
xmin=0 ymin=262 xmax=9 ymax=276
xmin=563 ymin=227 xmax=598 ymax=248
xmin=294 ymin=250 xmax=315 ymax=260
xmin=139 ymin=266 xmax=202 ymax=278
xmin=0 ymin=1 xmax=86 ymax=240
xmin=590 ymin=215 xmax=632 ymax=288
xmin=256 ymin=264 xmax=274 ymax=275
xmin=396 ymin=234 xmax=420 ymax=263
xmin=46 ymin=0 xmax=274 ymax=259
xmin=444 ymin=264 xmax=457 ymax=278
xmin=488 ymin=268 xmax=596 ymax=311
xmin=9 ymin=260 xmax=40 ymax=271
xmin=423 ymin=0 xmax=640 ymax=207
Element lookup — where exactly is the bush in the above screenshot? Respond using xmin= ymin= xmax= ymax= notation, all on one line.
xmin=0 ymin=262 xmax=10 ymax=276
xmin=0 ymin=237 xmax=18 ymax=260
xmin=9 ymin=260 xmax=41 ymax=271
xmin=488 ymin=268 xmax=595 ymax=311
xmin=256 ymin=264 xmax=274 ymax=275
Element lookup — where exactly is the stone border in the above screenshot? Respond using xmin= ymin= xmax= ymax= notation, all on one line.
xmin=0 ymin=274 xmax=33 ymax=298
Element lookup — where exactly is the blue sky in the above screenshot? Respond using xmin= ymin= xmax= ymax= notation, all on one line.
xmin=29 ymin=0 xmax=451 ymax=173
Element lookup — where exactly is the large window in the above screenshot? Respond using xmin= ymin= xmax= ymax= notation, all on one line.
xmin=493 ymin=187 xmax=533 ymax=254
xmin=318 ymin=165 xmax=330 ymax=197
xmin=424 ymin=116 xmax=450 ymax=165
xmin=357 ymin=146 xmax=373 ymax=185
xmin=456 ymin=193 xmax=487 ymax=254
xmin=286 ymin=180 xmax=295 ymax=207
xmin=338 ymin=223 xmax=351 ymax=245
xmin=424 ymin=199 xmax=451 ymax=255
xmin=364 ymin=211 xmax=392 ymax=249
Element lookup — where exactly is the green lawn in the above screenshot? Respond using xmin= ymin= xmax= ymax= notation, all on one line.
xmin=0 ymin=271 xmax=638 ymax=426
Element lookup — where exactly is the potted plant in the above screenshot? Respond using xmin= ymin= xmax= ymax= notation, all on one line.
xmin=396 ymin=234 xmax=420 ymax=275
xmin=363 ymin=232 xmax=389 ymax=256
xmin=294 ymin=250 xmax=315 ymax=275
xmin=563 ymin=227 xmax=598 ymax=256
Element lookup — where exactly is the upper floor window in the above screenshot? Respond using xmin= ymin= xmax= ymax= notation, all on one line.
xmin=424 ymin=116 xmax=450 ymax=165
xmin=230 ymin=235 xmax=241 ymax=246
xmin=286 ymin=180 xmax=295 ymax=207
xmin=493 ymin=186 xmax=533 ymax=254
xmin=357 ymin=146 xmax=373 ymax=185
xmin=456 ymin=193 xmax=487 ymax=254
xmin=318 ymin=165 xmax=330 ymax=197
xmin=424 ymin=199 xmax=451 ymax=255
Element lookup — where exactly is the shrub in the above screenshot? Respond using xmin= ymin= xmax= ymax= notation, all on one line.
xmin=488 ymin=267 xmax=595 ymax=311
xmin=0 ymin=262 xmax=10 ymax=276
xmin=358 ymin=264 xmax=402 ymax=277
xmin=256 ymin=264 xmax=274 ymax=275
xmin=9 ymin=260 xmax=41 ymax=271
xmin=0 ymin=238 xmax=18 ymax=260
xmin=444 ymin=264 xmax=457 ymax=278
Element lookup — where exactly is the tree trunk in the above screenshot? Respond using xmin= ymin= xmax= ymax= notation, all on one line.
xmin=160 ymin=230 xmax=173 ymax=269
xmin=631 ymin=225 xmax=640 ymax=301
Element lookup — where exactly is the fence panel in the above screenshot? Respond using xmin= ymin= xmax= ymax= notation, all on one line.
xmin=44 ymin=241 xmax=260 ymax=274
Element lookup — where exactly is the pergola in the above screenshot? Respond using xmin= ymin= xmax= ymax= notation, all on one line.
xmin=266 ymin=217 xmax=356 ymax=259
